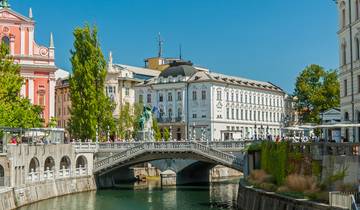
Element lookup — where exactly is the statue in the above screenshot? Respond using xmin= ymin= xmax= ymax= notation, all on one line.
xmin=0 ymin=0 xmax=10 ymax=8
xmin=137 ymin=106 xmax=154 ymax=141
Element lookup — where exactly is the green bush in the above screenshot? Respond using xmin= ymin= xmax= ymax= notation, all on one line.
xmin=261 ymin=141 xmax=288 ymax=185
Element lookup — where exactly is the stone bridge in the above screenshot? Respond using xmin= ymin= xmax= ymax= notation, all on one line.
xmin=73 ymin=141 xmax=251 ymax=186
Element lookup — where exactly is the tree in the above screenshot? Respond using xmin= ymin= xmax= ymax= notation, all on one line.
xmin=118 ymin=103 xmax=133 ymax=139
xmin=152 ymin=117 xmax=162 ymax=141
xmin=163 ymin=127 xmax=170 ymax=141
xmin=68 ymin=25 xmax=115 ymax=141
xmin=0 ymin=43 xmax=42 ymax=128
xmin=294 ymin=64 xmax=340 ymax=123
xmin=131 ymin=102 xmax=144 ymax=138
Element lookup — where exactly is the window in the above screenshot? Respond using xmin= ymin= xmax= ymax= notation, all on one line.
xmin=217 ymin=90 xmax=222 ymax=101
xmin=177 ymin=92 xmax=182 ymax=101
xmin=231 ymin=109 xmax=234 ymax=119
xmin=125 ymin=88 xmax=129 ymax=96
xmin=357 ymin=38 xmax=360 ymax=60
xmin=147 ymin=94 xmax=151 ymax=103
xmin=193 ymin=114 xmax=197 ymax=119
xmin=236 ymin=109 xmax=239 ymax=120
xmin=245 ymin=110 xmax=248 ymax=120
xmin=226 ymin=92 xmax=229 ymax=101
xmin=344 ymin=112 xmax=350 ymax=121
xmin=249 ymin=95 xmax=252 ymax=104
xmin=192 ymin=91 xmax=197 ymax=100
xmin=236 ymin=93 xmax=239 ymax=102
xmin=358 ymin=75 xmax=360 ymax=93
xmin=342 ymin=7 xmax=346 ymax=28
xmin=357 ymin=0 xmax=360 ymax=20
xmin=344 ymin=79 xmax=348 ymax=96
xmin=249 ymin=110 xmax=252 ymax=121
xmin=231 ymin=92 xmax=234 ymax=101
xmin=226 ymin=108 xmax=230 ymax=119
xmin=201 ymin=90 xmax=206 ymax=100
xmin=241 ymin=109 xmax=244 ymax=120
xmin=2 ymin=36 xmax=9 ymax=47
xmin=168 ymin=108 xmax=172 ymax=119
xmin=258 ymin=111 xmax=261 ymax=121
xmin=159 ymin=93 xmax=164 ymax=102
xmin=342 ymin=42 xmax=347 ymax=65
xmin=178 ymin=108 xmax=182 ymax=118
xmin=168 ymin=92 xmax=173 ymax=101
xmin=139 ymin=95 xmax=144 ymax=103
xmin=254 ymin=111 xmax=256 ymax=121
xmin=245 ymin=95 xmax=248 ymax=103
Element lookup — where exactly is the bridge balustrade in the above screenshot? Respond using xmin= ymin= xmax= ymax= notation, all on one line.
xmin=93 ymin=141 xmax=243 ymax=174
xmin=289 ymin=143 xmax=360 ymax=158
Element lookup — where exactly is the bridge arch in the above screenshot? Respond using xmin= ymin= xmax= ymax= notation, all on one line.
xmin=44 ymin=156 xmax=55 ymax=171
xmin=29 ymin=157 xmax=40 ymax=172
xmin=60 ymin=156 xmax=71 ymax=169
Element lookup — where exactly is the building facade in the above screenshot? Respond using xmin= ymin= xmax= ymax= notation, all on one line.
xmin=55 ymin=70 xmax=70 ymax=136
xmin=105 ymin=52 xmax=160 ymax=118
xmin=135 ymin=62 xmax=286 ymax=141
xmin=337 ymin=0 xmax=360 ymax=142
xmin=0 ymin=3 xmax=57 ymax=124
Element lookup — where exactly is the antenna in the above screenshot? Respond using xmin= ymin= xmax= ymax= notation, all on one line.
xmin=157 ymin=32 xmax=164 ymax=58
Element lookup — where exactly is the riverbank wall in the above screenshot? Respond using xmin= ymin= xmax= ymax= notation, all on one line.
xmin=237 ymin=182 xmax=344 ymax=210
xmin=0 ymin=175 xmax=96 ymax=210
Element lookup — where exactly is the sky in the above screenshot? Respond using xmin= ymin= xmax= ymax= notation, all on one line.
xmin=14 ymin=0 xmax=339 ymax=93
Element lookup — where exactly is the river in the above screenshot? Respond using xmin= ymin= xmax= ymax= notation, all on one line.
xmin=17 ymin=178 xmax=240 ymax=210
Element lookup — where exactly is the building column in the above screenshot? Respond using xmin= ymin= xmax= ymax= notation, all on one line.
xmin=49 ymin=78 xmax=55 ymax=118
xmin=28 ymin=78 xmax=34 ymax=103
xmin=9 ymin=36 xmax=15 ymax=55
xmin=28 ymin=27 xmax=34 ymax=56
xmin=20 ymin=82 xmax=26 ymax=97
xmin=20 ymin=26 xmax=25 ymax=55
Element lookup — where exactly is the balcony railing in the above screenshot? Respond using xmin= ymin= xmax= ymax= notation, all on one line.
xmin=157 ymin=117 xmax=183 ymax=123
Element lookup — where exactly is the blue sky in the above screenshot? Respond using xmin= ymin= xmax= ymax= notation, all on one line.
xmin=14 ymin=0 xmax=338 ymax=93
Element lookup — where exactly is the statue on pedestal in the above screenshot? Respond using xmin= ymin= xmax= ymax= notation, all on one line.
xmin=138 ymin=106 xmax=154 ymax=141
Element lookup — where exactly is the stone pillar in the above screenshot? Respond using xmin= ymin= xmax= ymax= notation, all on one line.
xmin=9 ymin=36 xmax=15 ymax=55
xmin=28 ymin=78 xmax=34 ymax=103
xmin=28 ymin=27 xmax=34 ymax=56
xmin=20 ymin=82 xmax=26 ymax=97
xmin=49 ymin=78 xmax=55 ymax=118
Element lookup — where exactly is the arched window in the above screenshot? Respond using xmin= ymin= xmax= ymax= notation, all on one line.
xmin=76 ymin=156 xmax=87 ymax=169
xmin=29 ymin=157 xmax=40 ymax=173
xmin=1 ymin=36 xmax=9 ymax=47
xmin=60 ymin=156 xmax=71 ymax=169
xmin=44 ymin=157 xmax=55 ymax=171
xmin=342 ymin=42 xmax=347 ymax=65
xmin=177 ymin=107 xmax=182 ymax=119
xmin=0 ymin=164 xmax=4 ymax=186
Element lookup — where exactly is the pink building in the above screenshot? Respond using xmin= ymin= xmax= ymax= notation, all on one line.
xmin=0 ymin=2 xmax=57 ymax=124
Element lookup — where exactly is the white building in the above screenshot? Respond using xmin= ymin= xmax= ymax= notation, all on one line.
xmin=105 ymin=52 xmax=160 ymax=118
xmin=135 ymin=62 xmax=286 ymax=141
xmin=337 ymin=0 xmax=360 ymax=142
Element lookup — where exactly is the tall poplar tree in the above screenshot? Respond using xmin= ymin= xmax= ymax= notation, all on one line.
xmin=0 ymin=43 xmax=42 ymax=128
xmin=68 ymin=25 xmax=114 ymax=141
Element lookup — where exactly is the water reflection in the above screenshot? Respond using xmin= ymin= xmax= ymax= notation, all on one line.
xmin=18 ymin=178 xmax=239 ymax=210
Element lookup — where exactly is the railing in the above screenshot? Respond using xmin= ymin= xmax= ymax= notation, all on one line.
xmin=72 ymin=142 xmax=98 ymax=152
xmin=329 ymin=191 xmax=359 ymax=210
xmin=95 ymin=140 xmax=253 ymax=153
xmin=26 ymin=167 xmax=87 ymax=183
xmin=290 ymin=143 xmax=360 ymax=158
xmin=94 ymin=141 xmax=242 ymax=173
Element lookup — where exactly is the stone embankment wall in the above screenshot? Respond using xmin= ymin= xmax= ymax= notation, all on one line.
xmin=237 ymin=182 xmax=343 ymax=210
xmin=0 ymin=176 xmax=96 ymax=210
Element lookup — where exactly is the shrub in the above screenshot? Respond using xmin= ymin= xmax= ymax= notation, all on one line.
xmin=285 ymin=174 xmax=319 ymax=193
xmin=259 ymin=182 xmax=277 ymax=192
xmin=249 ymin=170 xmax=272 ymax=184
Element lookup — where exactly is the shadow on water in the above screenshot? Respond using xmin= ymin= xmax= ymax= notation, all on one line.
xmin=17 ymin=177 xmax=240 ymax=210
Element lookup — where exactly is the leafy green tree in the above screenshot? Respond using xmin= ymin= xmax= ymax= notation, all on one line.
xmin=131 ymin=102 xmax=144 ymax=138
xmin=0 ymin=44 xmax=42 ymax=128
xmin=294 ymin=64 xmax=340 ymax=123
xmin=152 ymin=117 xmax=162 ymax=141
xmin=48 ymin=117 xmax=57 ymax=128
xmin=163 ymin=127 xmax=170 ymax=141
xmin=68 ymin=25 xmax=114 ymax=141
xmin=118 ymin=103 xmax=133 ymax=139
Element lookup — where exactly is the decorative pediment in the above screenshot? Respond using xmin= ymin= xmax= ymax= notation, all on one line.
xmin=0 ymin=9 xmax=33 ymax=23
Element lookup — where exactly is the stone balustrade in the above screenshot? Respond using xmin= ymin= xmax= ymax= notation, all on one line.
xmin=26 ymin=166 xmax=88 ymax=184
xmin=93 ymin=141 xmax=243 ymax=174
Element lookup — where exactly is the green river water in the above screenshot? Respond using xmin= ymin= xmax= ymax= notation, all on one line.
xmin=17 ymin=178 xmax=240 ymax=210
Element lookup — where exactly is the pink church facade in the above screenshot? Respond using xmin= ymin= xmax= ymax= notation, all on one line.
xmin=0 ymin=4 xmax=56 ymax=124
